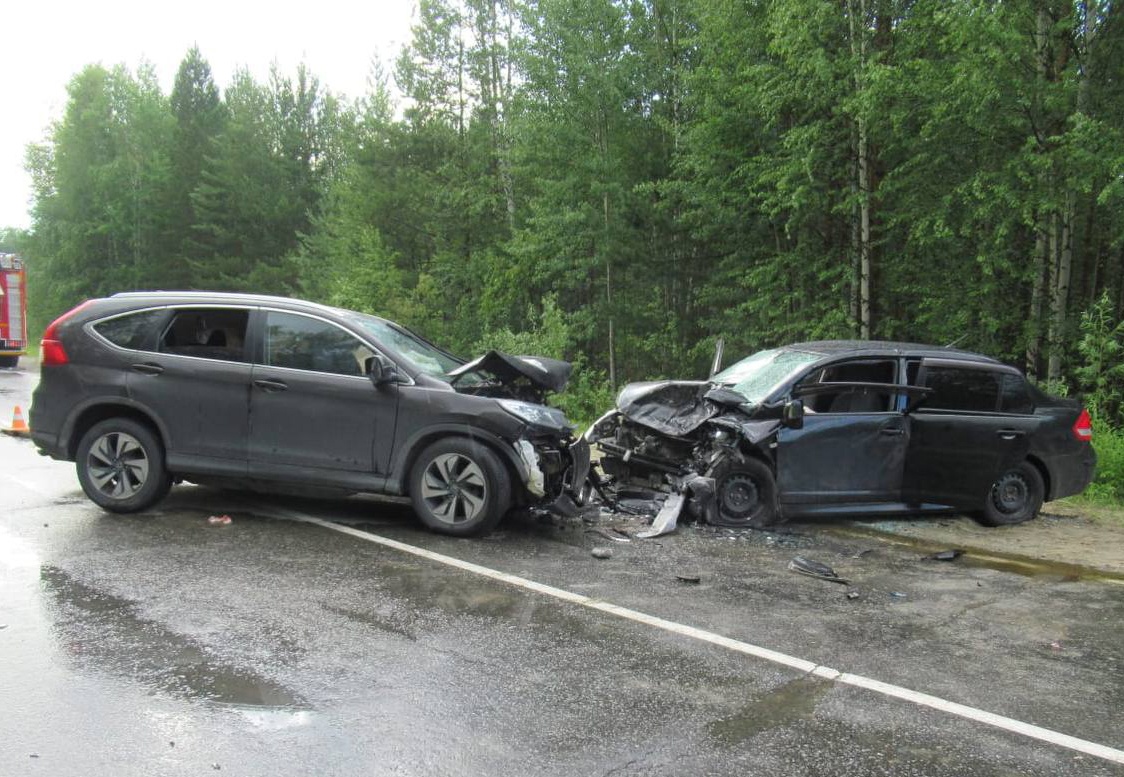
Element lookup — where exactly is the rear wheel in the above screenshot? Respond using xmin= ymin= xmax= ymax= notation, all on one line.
xmin=0 ymin=355 xmax=17 ymax=369
xmin=409 ymin=438 xmax=512 ymax=537
xmin=708 ymin=457 xmax=780 ymax=529
xmin=976 ymin=461 xmax=1044 ymax=527
xmin=76 ymin=418 xmax=172 ymax=512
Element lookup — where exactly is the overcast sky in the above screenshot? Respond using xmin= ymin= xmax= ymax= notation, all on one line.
xmin=0 ymin=0 xmax=417 ymax=231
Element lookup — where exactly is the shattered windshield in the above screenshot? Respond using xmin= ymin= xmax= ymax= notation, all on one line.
xmin=712 ymin=348 xmax=822 ymax=404
xmin=346 ymin=313 xmax=463 ymax=379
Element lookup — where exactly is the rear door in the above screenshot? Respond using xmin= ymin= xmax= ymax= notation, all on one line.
xmin=903 ymin=358 xmax=1040 ymax=508
xmin=776 ymin=358 xmax=909 ymax=505
xmin=247 ymin=309 xmax=399 ymax=482
xmin=121 ymin=306 xmax=253 ymax=471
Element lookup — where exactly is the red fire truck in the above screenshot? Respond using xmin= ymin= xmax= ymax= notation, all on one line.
xmin=0 ymin=253 xmax=28 ymax=368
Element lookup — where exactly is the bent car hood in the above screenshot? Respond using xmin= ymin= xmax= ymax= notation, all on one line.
xmin=448 ymin=350 xmax=573 ymax=394
xmin=616 ymin=380 xmax=749 ymax=436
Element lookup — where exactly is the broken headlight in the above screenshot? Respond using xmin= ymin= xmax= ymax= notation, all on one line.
xmin=498 ymin=399 xmax=572 ymax=431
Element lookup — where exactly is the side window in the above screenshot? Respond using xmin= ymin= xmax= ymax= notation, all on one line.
xmin=158 ymin=308 xmax=249 ymax=362
xmin=804 ymin=359 xmax=897 ymax=413
xmin=265 ymin=312 xmax=373 ymax=377
xmin=92 ymin=309 xmax=167 ymax=350
xmin=921 ymin=367 xmax=1001 ymax=412
xmin=999 ymin=373 xmax=1035 ymax=414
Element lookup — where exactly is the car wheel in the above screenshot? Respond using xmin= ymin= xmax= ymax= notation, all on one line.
xmin=0 ymin=355 xmax=18 ymax=369
xmin=977 ymin=461 xmax=1045 ymax=527
xmin=409 ymin=438 xmax=512 ymax=537
xmin=76 ymin=418 xmax=172 ymax=513
xmin=708 ymin=457 xmax=780 ymax=529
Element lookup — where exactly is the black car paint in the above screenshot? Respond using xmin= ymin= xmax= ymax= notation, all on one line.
xmin=30 ymin=292 xmax=588 ymax=530
xmin=589 ymin=341 xmax=1096 ymax=523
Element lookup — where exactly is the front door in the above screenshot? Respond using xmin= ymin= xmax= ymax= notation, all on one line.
xmin=247 ymin=310 xmax=399 ymax=484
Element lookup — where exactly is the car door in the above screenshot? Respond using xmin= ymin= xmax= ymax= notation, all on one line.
xmin=247 ymin=309 xmax=399 ymax=484
xmin=775 ymin=358 xmax=909 ymax=506
xmin=123 ymin=306 xmax=253 ymax=473
xmin=903 ymin=358 xmax=1040 ymax=508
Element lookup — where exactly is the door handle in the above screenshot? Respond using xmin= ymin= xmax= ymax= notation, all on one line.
xmin=253 ymin=378 xmax=289 ymax=392
xmin=879 ymin=427 xmax=904 ymax=436
xmin=131 ymin=363 xmax=164 ymax=376
xmin=997 ymin=429 xmax=1025 ymax=440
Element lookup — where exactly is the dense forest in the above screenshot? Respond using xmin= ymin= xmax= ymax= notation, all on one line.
xmin=15 ymin=0 xmax=1124 ymax=452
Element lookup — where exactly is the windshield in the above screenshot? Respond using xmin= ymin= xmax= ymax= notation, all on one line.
xmin=712 ymin=348 xmax=822 ymax=404
xmin=345 ymin=313 xmax=463 ymax=379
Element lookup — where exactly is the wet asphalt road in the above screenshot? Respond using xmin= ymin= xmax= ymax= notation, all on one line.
xmin=2 ymin=363 xmax=1123 ymax=776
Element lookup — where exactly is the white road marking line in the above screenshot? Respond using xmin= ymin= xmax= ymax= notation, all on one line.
xmin=278 ymin=508 xmax=1124 ymax=766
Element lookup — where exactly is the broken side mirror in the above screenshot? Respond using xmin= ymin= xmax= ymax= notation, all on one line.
xmin=783 ymin=399 xmax=805 ymax=429
xmin=369 ymin=354 xmax=400 ymax=388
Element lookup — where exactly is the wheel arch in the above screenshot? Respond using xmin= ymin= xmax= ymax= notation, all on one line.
xmin=66 ymin=402 xmax=168 ymax=461
xmin=390 ymin=426 xmax=526 ymax=497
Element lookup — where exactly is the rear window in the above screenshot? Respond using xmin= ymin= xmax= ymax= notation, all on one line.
xmin=92 ymin=310 xmax=167 ymax=350
xmin=921 ymin=367 xmax=1002 ymax=412
xmin=158 ymin=308 xmax=250 ymax=362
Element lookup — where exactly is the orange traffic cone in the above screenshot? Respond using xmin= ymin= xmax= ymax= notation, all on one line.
xmin=2 ymin=406 xmax=30 ymax=437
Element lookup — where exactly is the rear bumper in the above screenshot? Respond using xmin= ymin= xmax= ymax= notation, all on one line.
xmin=1047 ymin=445 xmax=1097 ymax=501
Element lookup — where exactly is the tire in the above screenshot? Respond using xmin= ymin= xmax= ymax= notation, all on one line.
xmin=707 ymin=456 xmax=780 ymax=529
xmin=409 ymin=438 xmax=512 ymax=537
xmin=0 ymin=355 xmax=17 ymax=369
xmin=976 ymin=461 xmax=1044 ymax=527
xmin=76 ymin=418 xmax=172 ymax=513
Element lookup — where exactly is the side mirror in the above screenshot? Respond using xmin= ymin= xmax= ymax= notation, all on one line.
xmin=369 ymin=354 xmax=400 ymax=388
xmin=782 ymin=399 xmax=805 ymax=429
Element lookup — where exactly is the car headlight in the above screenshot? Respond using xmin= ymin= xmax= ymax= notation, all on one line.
xmin=498 ymin=400 xmax=572 ymax=430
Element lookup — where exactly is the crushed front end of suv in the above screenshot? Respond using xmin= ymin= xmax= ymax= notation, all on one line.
xmin=30 ymin=292 xmax=590 ymax=536
xmin=586 ymin=341 xmax=1096 ymax=530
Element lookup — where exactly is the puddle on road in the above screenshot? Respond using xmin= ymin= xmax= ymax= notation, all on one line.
xmin=826 ymin=525 xmax=1124 ymax=585
xmin=708 ymin=675 xmax=832 ymax=744
xmin=39 ymin=566 xmax=308 ymax=716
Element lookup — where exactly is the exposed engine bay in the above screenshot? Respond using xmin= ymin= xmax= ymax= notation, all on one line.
xmin=586 ymin=381 xmax=785 ymax=531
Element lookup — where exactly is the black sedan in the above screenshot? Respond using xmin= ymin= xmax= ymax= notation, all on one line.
xmin=586 ymin=341 xmax=1096 ymax=528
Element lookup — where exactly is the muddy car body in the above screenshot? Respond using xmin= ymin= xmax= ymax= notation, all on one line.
xmin=587 ymin=341 xmax=1096 ymax=528
xmin=30 ymin=291 xmax=589 ymax=536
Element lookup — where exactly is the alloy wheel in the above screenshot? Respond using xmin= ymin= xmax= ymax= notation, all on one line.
xmin=420 ymin=453 xmax=488 ymax=525
xmin=86 ymin=431 xmax=150 ymax=500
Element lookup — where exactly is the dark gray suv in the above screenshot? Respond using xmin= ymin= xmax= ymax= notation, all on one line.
xmin=30 ymin=292 xmax=590 ymax=536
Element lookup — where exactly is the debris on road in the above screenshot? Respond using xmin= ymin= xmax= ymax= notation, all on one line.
xmin=890 ymin=591 xmax=908 ymax=599
xmin=207 ymin=515 xmax=233 ymax=526
xmin=846 ymin=591 xmax=861 ymax=600
xmin=591 ymin=547 xmax=613 ymax=559
xmin=788 ymin=556 xmax=850 ymax=585
xmin=675 ymin=572 xmax=702 ymax=584
xmin=923 ymin=549 xmax=964 ymax=562
xmin=636 ymin=493 xmax=685 ymax=539
xmin=584 ymin=527 xmax=631 ymax=543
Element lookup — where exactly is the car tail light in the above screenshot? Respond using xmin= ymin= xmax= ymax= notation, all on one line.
xmin=1072 ymin=408 xmax=1093 ymax=442
xmin=40 ymin=301 xmax=93 ymax=366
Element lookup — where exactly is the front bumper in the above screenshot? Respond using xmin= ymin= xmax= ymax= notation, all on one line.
xmin=513 ymin=436 xmax=592 ymax=516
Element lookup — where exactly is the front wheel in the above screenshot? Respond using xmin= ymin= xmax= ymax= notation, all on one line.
xmin=76 ymin=418 xmax=172 ymax=513
xmin=976 ymin=461 xmax=1044 ymax=527
xmin=409 ymin=438 xmax=512 ymax=537
xmin=707 ymin=456 xmax=780 ymax=529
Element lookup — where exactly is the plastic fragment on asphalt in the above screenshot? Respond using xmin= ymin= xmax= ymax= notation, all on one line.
xmin=636 ymin=493 xmax=684 ymax=539
xmin=584 ymin=528 xmax=631 ymax=543
xmin=788 ymin=556 xmax=850 ymax=585
xmin=591 ymin=546 xmax=613 ymax=559
xmin=675 ymin=573 xmax=701 ymax=583
xmin=890 ymin=591 xmax=908 ymax=599
xmin=846 ymin=591 xmax=860 ymax=600
xmin=207 ymin=515 xmax=233 ymax=526
xmin=923 ymin=549 xmax=964 ymax=562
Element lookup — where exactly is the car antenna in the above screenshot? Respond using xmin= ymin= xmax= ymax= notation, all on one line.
xmin=943 ymin=334 xmax=968 ymax=349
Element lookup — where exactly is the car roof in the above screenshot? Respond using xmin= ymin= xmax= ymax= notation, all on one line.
xmin=107 ymin=290 xmax=388 ymax=323
xmin=780 ymin=340 xmax=1000 ymax=364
